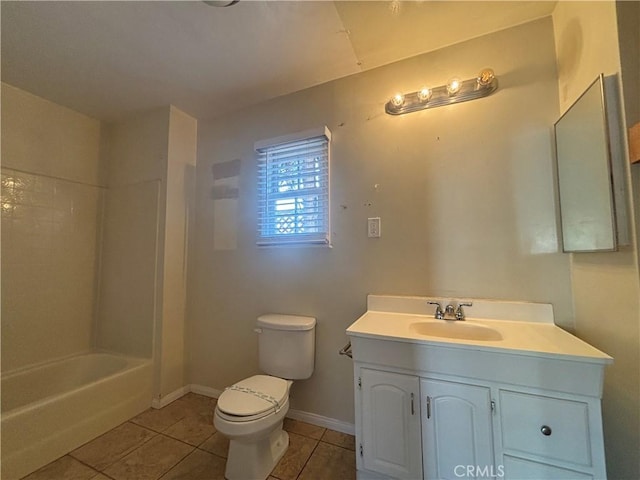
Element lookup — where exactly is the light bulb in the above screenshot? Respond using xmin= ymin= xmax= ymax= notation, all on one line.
xmin=446 ymin=77 xmax=462 ymax=95
xmin=389 ymin=0 xmax=401 ymax=15
xmin=390 ymin=93 xmax=405 ymax=107
xmin=477 ymin=68 xmax=495 ymax=87
xmin=417 ymin=87 xmax=432 ymax=102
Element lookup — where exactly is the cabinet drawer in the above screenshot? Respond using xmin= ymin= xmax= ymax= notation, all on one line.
xmin=503 ymin=455 xmax=593 ymax=479
xmin=499 ymin=390 xmax=592 ymax=467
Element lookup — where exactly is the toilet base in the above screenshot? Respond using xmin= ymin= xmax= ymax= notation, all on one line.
xmin=224 ymin=422 xmax=289 ymax=480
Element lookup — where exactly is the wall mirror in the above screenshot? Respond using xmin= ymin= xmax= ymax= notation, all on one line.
xmin=554 ymin=74 xmax=621 ymax=252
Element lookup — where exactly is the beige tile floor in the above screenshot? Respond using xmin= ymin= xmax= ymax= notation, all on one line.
xmin=21 ymin=393 xmax=356 ymax=480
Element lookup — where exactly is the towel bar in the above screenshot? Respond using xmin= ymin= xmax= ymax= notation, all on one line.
xmin=339 ymin=341 xmax=353 ymax=359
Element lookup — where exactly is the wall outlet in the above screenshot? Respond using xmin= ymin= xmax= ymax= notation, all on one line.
xmin=368 ymin=217 xmax=381 ymax=238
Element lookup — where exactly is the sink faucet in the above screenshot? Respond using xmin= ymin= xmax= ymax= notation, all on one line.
xmin=427 ymin=301 xmax=444 ymax=320
xmin=428 ymin=300 xmax=473 ymax=321
xmin=444 ymin=304 xmax=456 ymax=319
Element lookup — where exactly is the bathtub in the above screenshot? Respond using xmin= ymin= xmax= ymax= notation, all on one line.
xmin=1 ymin=352 xmax=153 ymax=479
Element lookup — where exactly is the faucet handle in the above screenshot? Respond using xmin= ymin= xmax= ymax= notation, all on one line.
xmin=427 ymin=301 xmax=444 ymax=319
xmin=455 ymin=302 xmax=473 ymax=320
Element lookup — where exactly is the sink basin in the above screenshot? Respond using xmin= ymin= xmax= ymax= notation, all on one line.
xmin=410 ymin=320 xmax=503 ymax=341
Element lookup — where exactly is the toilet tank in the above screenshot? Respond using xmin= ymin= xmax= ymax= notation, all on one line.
xmin=256 ymin=314 xmax=316 ymax=380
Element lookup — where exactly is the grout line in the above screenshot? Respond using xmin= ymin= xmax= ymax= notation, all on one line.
xmin=65 ymin=455 xmax=100 ymax=472
xmin=195 ymin=446 xmax=228 ymax=462
xmin=67 ymin=422 xmax=159 ymax=475
xmin=294 ymin=437 xmax=321 ymax=480
xmin=156 ymin=442 xmax=198 ymax=480
xmin=125 ymin=419 xmax=161 ymax=432
xmin=0 ymin=166 xmax=108 ymax=189
xmin=93 ymin=469 xmax=117 ymax=480
xmin=322 ymin=441 xmax=358 ymax=454
xmin=97 ymin=428 xmax=159 ymax=472
xmin=158 ymin=432 xmax=200 ymax=451
xmin=129 ymin=413 xmax=188 ymax=436
xmin=159 ymin=455 xmax=193 ymax=480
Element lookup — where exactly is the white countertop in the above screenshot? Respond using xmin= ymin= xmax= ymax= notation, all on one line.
xmin=347 ymin=296 xmax=613 ymax=365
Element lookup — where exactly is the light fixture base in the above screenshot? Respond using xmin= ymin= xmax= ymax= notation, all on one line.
xmin=385 ymin=75 xmax=498 ymax=116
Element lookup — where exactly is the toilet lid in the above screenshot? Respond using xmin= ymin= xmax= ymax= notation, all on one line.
xmin=217 ymin=375 xmax=289 ymax=418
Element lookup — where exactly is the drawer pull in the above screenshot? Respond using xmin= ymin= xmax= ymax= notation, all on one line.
xmin=540 ymin=425 xmax=552 ymax=436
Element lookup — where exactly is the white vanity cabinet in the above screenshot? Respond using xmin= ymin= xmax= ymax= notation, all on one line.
xmin=347 ymin=295 xmax=612 ymax=480
xmin=358 ymin=368 xmax=422 ymax=480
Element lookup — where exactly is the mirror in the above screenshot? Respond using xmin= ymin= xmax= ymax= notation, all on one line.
xmin=554 ymin=74 xmax=618 ymax=252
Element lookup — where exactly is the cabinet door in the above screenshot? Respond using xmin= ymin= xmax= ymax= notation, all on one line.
xmin=421 ymin=378 xmax=494 ymax=480
xmin=360 ymin=368 xmax=422 ymax=480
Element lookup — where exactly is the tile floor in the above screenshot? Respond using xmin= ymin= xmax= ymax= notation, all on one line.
xmin=21 ymin=393 xmax=356 ymax=480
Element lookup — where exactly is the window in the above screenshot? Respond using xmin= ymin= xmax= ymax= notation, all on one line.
xmin=255 ymin=127 xmax=331 ymax=246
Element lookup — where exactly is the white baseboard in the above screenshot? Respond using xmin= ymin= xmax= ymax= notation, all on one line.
xmin=286 ymin=408 xmax=355 ymax=435
xmin=188 ymin=383 xmax=355 ymax=435
xmin=189 ymin=384 xmax=222 ymax=399
xmin=151 ymin=385 xmax=190 ymax=409
xmin=356 ymin=469 xmax=388 ymax=480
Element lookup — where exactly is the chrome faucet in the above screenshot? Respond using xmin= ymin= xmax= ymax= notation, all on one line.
xmin=455 ymin=302 xmax=473 ymax=320
xmin=444 ymin=304 xmax=456 ymax=319
xmin=427 ymin=301 xmax=444 ymax=320
xmin=428 ymin=300 xmax=473 ymax=321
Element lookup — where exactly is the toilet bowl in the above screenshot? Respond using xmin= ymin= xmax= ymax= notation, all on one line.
xmin=214 ymin=314 xmax=316 ymax=480
xmin=214 ymin=375 xmax=292 ymax=480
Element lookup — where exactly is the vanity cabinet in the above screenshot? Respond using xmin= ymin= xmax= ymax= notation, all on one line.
xmin=421 ymin=379 xmax=494 ymax=480
xmin=355 ymin=361 xmax=605 ymax=480
xmin=347 ymin=296 xmax=611 ymax=480
xmin=359 ymin=368 xmax=422 ymax=480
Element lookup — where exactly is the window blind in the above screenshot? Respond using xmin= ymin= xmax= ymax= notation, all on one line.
xmin=256 ymin=128 xmax=331 ymax=246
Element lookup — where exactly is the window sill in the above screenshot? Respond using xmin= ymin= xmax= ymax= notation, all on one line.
xmin=256 ymin=241 xmax=333 ymax=249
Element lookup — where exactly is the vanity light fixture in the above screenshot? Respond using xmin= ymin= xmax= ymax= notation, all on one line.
xmin=385 ymin=68 xmax=498 ymax=116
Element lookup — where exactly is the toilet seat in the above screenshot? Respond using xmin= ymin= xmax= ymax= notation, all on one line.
xmin=217 ymin=375 xmax=289 ymax=422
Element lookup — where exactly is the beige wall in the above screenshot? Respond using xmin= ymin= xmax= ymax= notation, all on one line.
xmin=104 ymin=108 xmax=170 ymax=187
xmin=188 ymin=18 xmax=572 ymax=422
xmin=159 ymin=107 xmax=197 ymax=396
xmin=1 ymin=84 xmax=103 ymax=372
xmin=1 ymin=84 xmax=103 ymax=186
xmin=552 ymin=2 xmax=640 ymax=479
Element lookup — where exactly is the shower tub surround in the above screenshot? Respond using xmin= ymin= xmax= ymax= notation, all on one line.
xmin=1 ymin=351 xmax=152 ymax=479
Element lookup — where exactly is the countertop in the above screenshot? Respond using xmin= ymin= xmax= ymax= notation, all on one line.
xmin=347 ymin=310 xmax=613 ymax=365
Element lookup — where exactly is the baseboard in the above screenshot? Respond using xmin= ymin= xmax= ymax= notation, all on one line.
xmin=189 ymin=383 xmax=223 ymax=399
xmin=356 ymin=469 xmax=389 ymax=480
xmin=151 ymin=385 xmax=190 ymax=409
xmin=286 ymin=408 xmax=355 ymax=435
xmin=188 ymin=383 xmax=355 ymax=435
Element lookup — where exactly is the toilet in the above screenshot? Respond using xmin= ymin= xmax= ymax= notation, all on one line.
xmin=214 ymin=314 xmax=316 ymax=480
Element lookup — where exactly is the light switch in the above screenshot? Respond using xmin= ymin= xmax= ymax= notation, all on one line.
xmin=368 ymin=217 xmax=381 ymax=238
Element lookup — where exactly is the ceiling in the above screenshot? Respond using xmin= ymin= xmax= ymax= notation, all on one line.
xmin=1 ymin=1 xmax=556 ymax=121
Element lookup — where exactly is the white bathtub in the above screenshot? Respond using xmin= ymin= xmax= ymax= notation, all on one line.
xmin=1 ymin=352 xmax=153 ymax=479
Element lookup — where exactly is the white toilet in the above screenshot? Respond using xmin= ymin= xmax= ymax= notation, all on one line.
xmin=214 ymin=314 xmax=316 ymax=480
